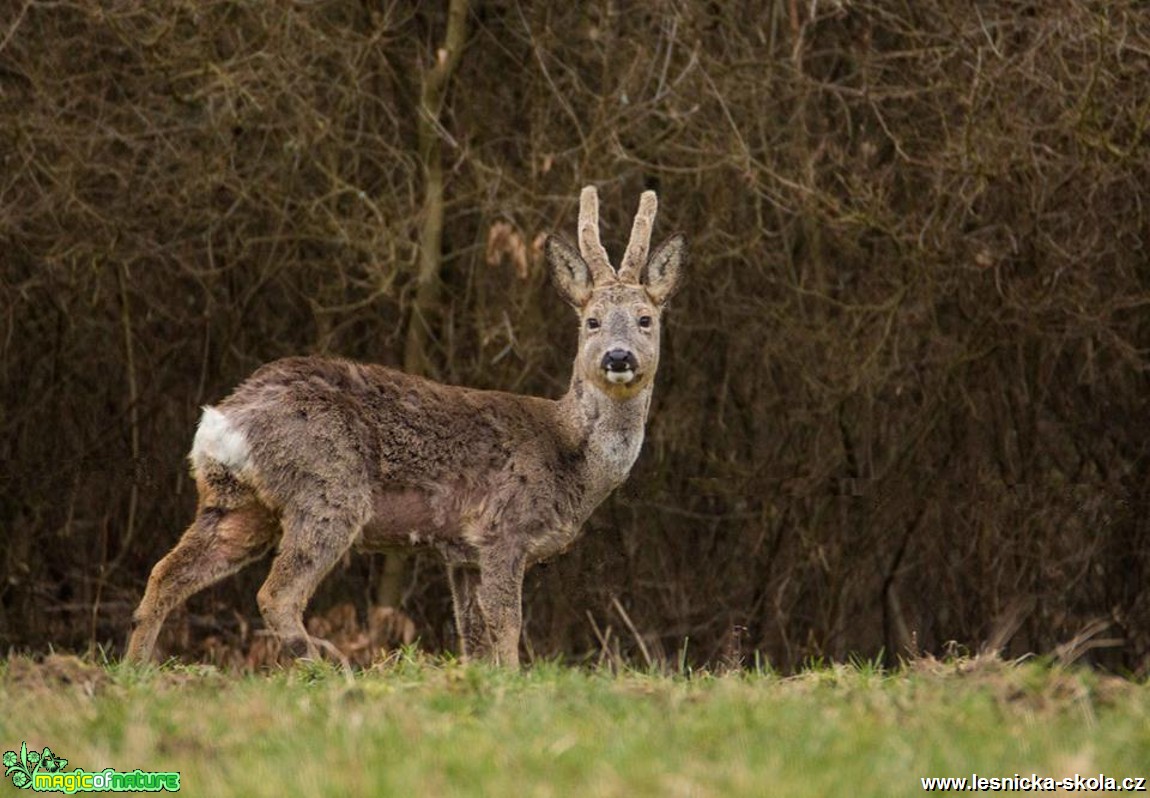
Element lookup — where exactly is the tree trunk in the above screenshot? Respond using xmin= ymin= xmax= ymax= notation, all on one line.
xmin=379 ymin=0 xmax=470 ymax=609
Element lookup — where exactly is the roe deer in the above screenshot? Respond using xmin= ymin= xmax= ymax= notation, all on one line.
xmin=125 ymin=185 xmax=685 ymax=667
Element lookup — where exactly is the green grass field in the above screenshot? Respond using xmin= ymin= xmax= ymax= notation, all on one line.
xmin=1 ymin=653 xmax=1147 ymax=796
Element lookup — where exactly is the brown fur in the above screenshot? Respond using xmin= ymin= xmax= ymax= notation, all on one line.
xmin=126 ymin=186 xmax=685 ymax=667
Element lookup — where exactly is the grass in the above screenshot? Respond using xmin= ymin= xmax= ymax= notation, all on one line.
xmin=1 ymin=652 xmax=1147 ymax=797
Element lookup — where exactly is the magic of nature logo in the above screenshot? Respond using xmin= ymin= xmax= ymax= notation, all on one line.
xmin=3 ymin=742 xmax=180 ymax=793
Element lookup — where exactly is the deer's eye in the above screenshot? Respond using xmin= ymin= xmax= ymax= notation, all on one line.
xmin=638 ymin=316 xmax=652 ymax=329
xmin=586 ymin=318 xmax=600 ymax=330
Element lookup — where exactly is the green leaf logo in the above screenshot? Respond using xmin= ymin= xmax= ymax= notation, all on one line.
xmin=3 ymin=742 xmax=69 ymax=790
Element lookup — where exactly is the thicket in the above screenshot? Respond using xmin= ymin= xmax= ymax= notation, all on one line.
xmin=2 ymin=0 xmax=1149 ymax=672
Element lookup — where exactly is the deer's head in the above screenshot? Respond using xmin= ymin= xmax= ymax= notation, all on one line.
xmin=547 ymin=186 xmax=685 ymax=398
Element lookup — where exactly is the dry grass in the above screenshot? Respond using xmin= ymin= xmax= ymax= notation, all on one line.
xmin=1 ymin=654 xmax=1147 ymax=797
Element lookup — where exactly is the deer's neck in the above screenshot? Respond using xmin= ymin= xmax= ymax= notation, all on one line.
xmin=560 ymin=374 xmax=652 ymax=492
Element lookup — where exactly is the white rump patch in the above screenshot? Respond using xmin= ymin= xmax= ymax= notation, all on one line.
xmin=606 ymin=369 xmax=635 ymax=384
xmin=190 ymin=406 xmax=251 ymax=473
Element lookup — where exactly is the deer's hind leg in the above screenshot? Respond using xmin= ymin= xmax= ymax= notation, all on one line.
xmin=127 ymin=499 xmax=278 ymax=663
xmin=255 ymin=500 xmax=368 ymax=665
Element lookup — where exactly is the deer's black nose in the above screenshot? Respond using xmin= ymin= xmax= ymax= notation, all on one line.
xmin=602 ymin=349 xmax=637 ymax=372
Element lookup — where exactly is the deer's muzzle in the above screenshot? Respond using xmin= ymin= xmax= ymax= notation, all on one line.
xmin=602 ymin=349 xmax=638 ymax=384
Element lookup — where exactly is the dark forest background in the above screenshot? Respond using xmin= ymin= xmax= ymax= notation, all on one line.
xmin=3 ymin=0 xmax=1149 ymax=672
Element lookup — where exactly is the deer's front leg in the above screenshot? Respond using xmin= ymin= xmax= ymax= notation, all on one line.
xmin=474 ymin=549 xmax=526 ymax=668
xmin=447 ymin=564 xmax=489 ymax=661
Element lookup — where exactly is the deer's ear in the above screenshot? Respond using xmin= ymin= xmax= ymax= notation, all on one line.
xmin=546 ymin=235 xmax=595 ymax=308
xmin=643 ymin=234 xmax=686 ymax=306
